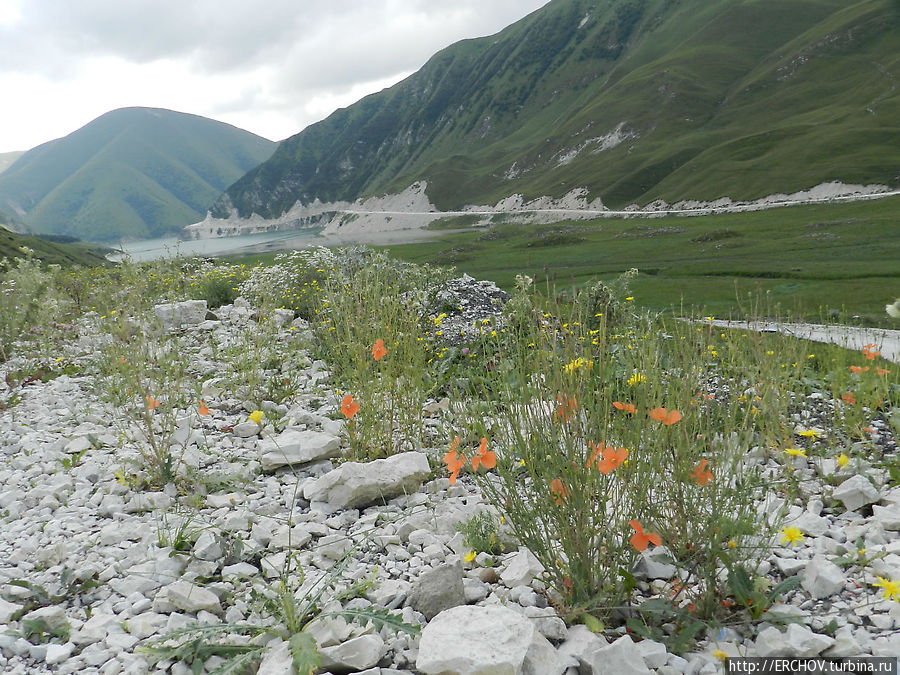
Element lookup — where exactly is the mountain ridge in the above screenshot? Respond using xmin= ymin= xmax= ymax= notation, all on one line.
xmin=0 ymin=107 xmax=276 ymax=242
xmin=210 ymin=0 xmax=899 ymax=225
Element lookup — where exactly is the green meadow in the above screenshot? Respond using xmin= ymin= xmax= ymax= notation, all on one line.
xmin=367 ymin=195 xmax=900 ymax=323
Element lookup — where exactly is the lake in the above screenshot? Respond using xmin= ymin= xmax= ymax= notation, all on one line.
xmin=107 ymin=228 xmax=322 ymax=262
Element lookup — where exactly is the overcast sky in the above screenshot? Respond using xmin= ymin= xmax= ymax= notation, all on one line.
xmin=0 ymin=0 xmax=550 ymax=153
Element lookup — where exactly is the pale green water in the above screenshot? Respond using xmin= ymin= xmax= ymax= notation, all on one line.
xmin=108 ymin=228 xmax=321 ymax=262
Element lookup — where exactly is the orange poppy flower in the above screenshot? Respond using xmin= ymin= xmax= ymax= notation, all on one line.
xmin=198 ymin=400 xmax=211 ymax=416
xmin=849 ymin=365 xmax=869 ymax=374
xmin=444 ymin=449 xmax=466 ymax=486
xmin=145 ymin=395 xmax=160 ymax=410
xmin=372 ymin=339 xmax=387 ymax=361
xmin=612 ymin=401 xmax=636 ymax=414
xmin=596 ymin=445 xmax=628 ymax=475
xmin=689 ymin=459 xmax=714 ymax=486
xmin=341 ymin=394 xmax=360 ymax=420
xmin=550 ymin=478 xmax=568 ymax=505
xmin=841 ymin=392 xmax=856 ymax=405
xmin=554 ymin=395 xmax=578 ymax=423
xmin=471 ymin=437 xmax=496 ymax=472
xmin=876 ymin=368 xmax=890 ymax=376
xmin=649 ymin=407 xmax=682 ymax=426
xmin=862 ymin=344 xmax=880 ymax=360
xmin=629 ymin=520 xmax=661 ymax=552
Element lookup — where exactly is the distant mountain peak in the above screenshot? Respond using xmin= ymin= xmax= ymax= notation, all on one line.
xmin=0 ymin=107 xmax=276 ymax=242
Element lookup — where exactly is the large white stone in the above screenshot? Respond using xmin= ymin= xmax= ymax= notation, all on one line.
xmin=833 ymin=474 xmax=879 ymax=512
xmin=756 ymin=625 xmax=834 ymax=657
xmin=259 ymin=430 xmax=341 ymax=471
xmin=303 ymin=452 xmax=431 ymax=509
xmin=800 ymin=555 xmax=845 ymax=599
xmin=417 ymin=605 xmax=535 ymax=675
xmin=153 ymin=580 xmax=222 ymax=616
xmin=0 ymin=597 xmax=21 ymax=624
xmin=872 ymin=503 xmax=900 ymax=530
xmin=500 ymin=548 xmax=545 ymax=587
xmin=319 ymin=634 xmax=385 ymax=672
xmin=591 ymin=635 xmax=652 ymax=675
xmin=154 ymin=300 xmax=209 ymax=330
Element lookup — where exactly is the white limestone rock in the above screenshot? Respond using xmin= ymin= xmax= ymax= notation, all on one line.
xmin=591 ymin=635 xmax=653 ymax=675
xmin=756 ymin=624 xmax=834 ymax=657
xmin=0 ymin=597 xmax=21 ymax=624
xmin=303 ymin=452 xmax=431 ymax=509
xmin=417 ymin=605 xmax=535 ymax=675
xmin=500 ymin=547 xmax=545 ymax=587
xmin=833 ymin=474 xmax=879 ymax=512
xmin=153 ymin=580 xmax=222 ymax=616
xmin=801 ymin=555 xmax=845 ymax=599
xmin=633 ymin=546 xmax=677 ymax=580
xmin=259 ymin=429 xmax=341 ymax=471
xmin=319 ymin=634 xmax=386 ymax=672
xmin=154 ymin=300 xmax=209 ymax=330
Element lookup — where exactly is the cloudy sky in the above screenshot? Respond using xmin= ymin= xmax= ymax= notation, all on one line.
xmin=0 ymin=0 xmax=550 ymax=154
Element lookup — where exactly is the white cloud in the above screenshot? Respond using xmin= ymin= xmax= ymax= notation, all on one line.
xmin=0 ymin=1 xmax=549 ymax=152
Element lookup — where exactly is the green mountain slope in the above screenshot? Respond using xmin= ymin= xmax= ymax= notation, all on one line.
xmin=215 ymin=0 xmax=899 ymax=218
xmin=0 ymin=152 xmax=24 ymax=175
xmin=0 ymin=108 xmax=276 ymax=242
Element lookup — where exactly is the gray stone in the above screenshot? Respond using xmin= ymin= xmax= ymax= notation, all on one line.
xmin=756 ymin=625 xmax=834 ymax=657
xmin=303 ymin=452 xmax=431 ymax=509
xmin=417 ymin=605 xmax=535 ymax=675
xmin=193 ymin=530 xmax=223 ymax=561
xmin=320 ymin=634 xmax=386 ymax=672
xmin=257 ymin=639 xmax=294 ymax=675
xmin=407 ymin=562 xmax=466 ymax=621
xmin=22 ymin=606 xmax=69 ymax=634
xmin=523 ymin=606 xmax=568 ymax=641
xmin=462 ymin=577 xmax=489 ymax=604
xmin=259 ymin=430 xmax=342 ymax=471
xmin=500 ymin=547 xmax=545 ymax=587
xmin=801 ymin=555 xmax=845 ymax=599
xmin=0 ymin=597 xmax=21 ymax=623
xmin=872 ymin=503 xmax=900 ymax=530
xmin=636 ymin=639 xmax=669 ymax=669
xmin=592 ymin=635 xmax=652 ymax=675
xmin=633 ymin=546 xmax=677 ymax=580
xmin=523 ymin=631 xmax=567 ymax=675
xmin=557 ymin=625 xmax=610 ymax=675
xmin=233 ymin=421 xmax=261 ymax=438
xmin=833 ymin=474 xmax=879 ymax=512
xmin=154 ymin=300 xmax=209 ymax=330
xmin=153 ymin=580 xmax=222 ymax=616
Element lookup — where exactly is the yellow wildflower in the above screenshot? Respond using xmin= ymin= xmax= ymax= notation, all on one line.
xmin=249 ymin=410 xmax=264 ymax=424
xmin=780 ymin=526 xmax=805 ymax=546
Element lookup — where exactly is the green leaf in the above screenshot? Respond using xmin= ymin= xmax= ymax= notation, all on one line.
xmin=670 ymin=620 xmax=704 ymax=654
xmin=766 ymin=575 xmax=801 ymax=604
xmin=581 ymin=614 xmax=604 ymax=633
xmin=332 ymin=607 xmax=422 ymax=636
xmin=727 ymin=567 xmax=754 ymax=605
xmin=289 ymin=632 xmax=321 ymax=675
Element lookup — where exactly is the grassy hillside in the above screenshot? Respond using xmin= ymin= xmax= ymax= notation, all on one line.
xmin=216 ymin=0 xmax=899 ymax=219
xmin=371 ymin=195 xmax=900 ymax=322
xmin=0 ymin=228 xmax=111 ymax=267
xmin=0 ymin=108 xmax=276 ymax=242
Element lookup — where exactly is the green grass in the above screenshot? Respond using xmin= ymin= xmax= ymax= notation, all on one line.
xmin=0 ymin=228 xmax=112 ymax=267
xmin=374 ymin=195 xmax=900 ymax=322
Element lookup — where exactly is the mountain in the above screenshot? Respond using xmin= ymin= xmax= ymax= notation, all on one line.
xmin=0 ymin=152 xmax=23 ymax=175
xmin=0 ymin=108 xmax=276 ymax=242
xmin=213 ymin=0 xmax=899 ymax=221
